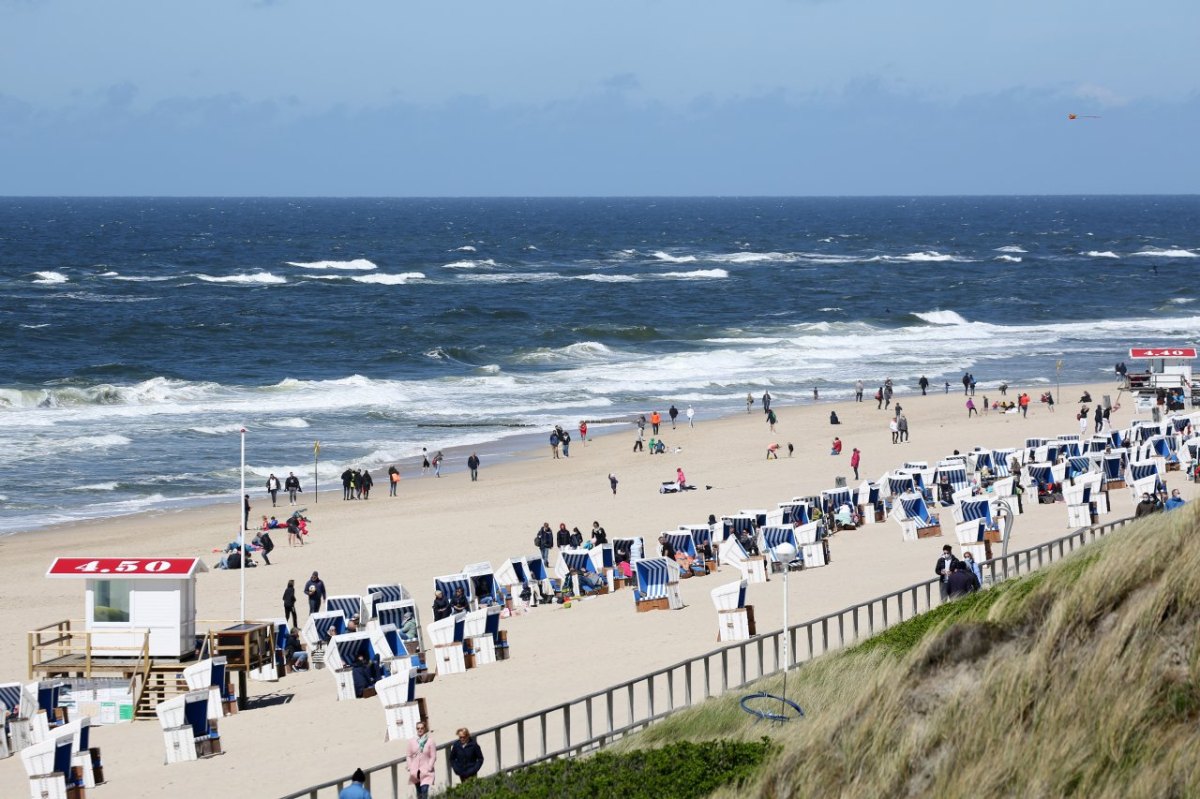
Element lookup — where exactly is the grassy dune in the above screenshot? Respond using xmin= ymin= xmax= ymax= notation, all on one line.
xmin=620 ymin=508 xmax=1200 ymax=799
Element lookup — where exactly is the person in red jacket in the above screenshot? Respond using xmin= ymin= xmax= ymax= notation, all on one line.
xmin=850 ymin=447 xmax=861 ymax=479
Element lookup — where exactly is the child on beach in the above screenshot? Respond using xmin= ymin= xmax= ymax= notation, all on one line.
xmin=830 ymin=437 xmax=842 ymax=455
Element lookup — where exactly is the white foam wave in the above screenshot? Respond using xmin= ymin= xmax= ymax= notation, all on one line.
xmin=196 ymin=272 xmax=287 ymax=284
xmin=995 ymin=255 xmax=1023 ymax=263
xmin=71 ymin=482 xmax=118 ymax=491
xmin=1167 ymin=298 xmax=1196 ymax=305
xmin=1131 ymin=248 xmax=1197 ymax=258
xmin=350 ymin=272 xmax=425 ymax=285
xmin=454 ymin=246 xmax=477 ymax=252
xmin=817 ymin=307 xmax=843 ymax=312
xmin=913 ymin=310 xmax=970 ymax=326
xmin=650 ymin=251 xmax=698 ymax=264
xmin=1083 ymin=251 xmax=1119 ymax=258
xmin=995 ymin=245 xmax=1027 ymax=253
xmin=265 ymin=417 xmax=309 ymax=429
xmin=710 ymin=252 xmax=792 ymax=264
xmin=662 ymin=269 xmax=728 ymax=280
xmin=33 ymin=271 xmax=69 ymax=284
xmin=515 ymin=341 xmax=619 ymax=365
xmin=190 ymin=423 xmax=246 ymax=435
xmin=896 ymin=251 xmax=962 ymax=263
xmin=20 ymin=324 xmax=50 ymax=329
xmin=443 ymin=259 xmax=498 ymax=269
xmin=98 ymin=271 xmax=118 ymax=277
xmin=287 ymin=259 xmax=377 ymax=271
xmin=112 ymin=275 xmax=172 ymax=282
xmin=456 ymin=272 xmax=562 ymax=284
xmin=577 ymin=274 xmax=640 ymax=283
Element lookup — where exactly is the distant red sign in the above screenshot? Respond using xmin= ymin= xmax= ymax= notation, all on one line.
xmin=46 ymin=557 xmax=206 ymax=578
xmin=1129 ymin=348 xmax=1197 ymax=359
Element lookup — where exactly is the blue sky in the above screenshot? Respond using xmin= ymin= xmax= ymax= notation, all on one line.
xmin=2 ymin=0 xmax=1197 ymax=195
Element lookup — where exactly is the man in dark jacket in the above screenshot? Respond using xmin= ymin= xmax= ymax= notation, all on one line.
xmin=449 ymin=728 xmax=484 ymax=782
xmin=935 ymin=546 xmax=961 ymax=602
xmin=285 ymin=472 xmax=302 ymax=505
xmin=467 ymin=452 xmax=480 ymax=481
xmin=946 ymin=562 xmax=981 ymax=598
xmin=304 ymin=571 xmax=326 ymax=615
xmin=341 ymin=468 xmax=353 ymax=500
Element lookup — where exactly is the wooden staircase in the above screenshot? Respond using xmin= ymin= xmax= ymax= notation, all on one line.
xmin=133 ymin=665 xmax=190 ymax=719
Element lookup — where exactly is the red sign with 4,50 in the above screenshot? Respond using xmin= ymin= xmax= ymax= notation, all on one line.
xmin=46 ymin=557 xmax=203 ymax=577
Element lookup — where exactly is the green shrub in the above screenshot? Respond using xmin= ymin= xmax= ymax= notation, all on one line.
xmin=440 ymin=738 xmax=774 ymax=799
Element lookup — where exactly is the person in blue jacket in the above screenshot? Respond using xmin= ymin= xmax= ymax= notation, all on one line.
xmin=338 ymin=768 xmax=371 ymax=799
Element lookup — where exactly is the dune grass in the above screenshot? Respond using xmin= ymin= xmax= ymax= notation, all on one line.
xmin=615 ymin=507 xmax=1200 ymax=799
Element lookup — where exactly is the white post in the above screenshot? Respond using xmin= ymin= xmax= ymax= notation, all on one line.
xmin=240 ymin=427 xmax=247 ymax=624
xmin=773 ymin=541 xmax=797 ymax=706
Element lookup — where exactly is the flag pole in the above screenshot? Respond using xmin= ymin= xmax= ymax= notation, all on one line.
xmin=240 ymin=427 xmax=247 ymax=624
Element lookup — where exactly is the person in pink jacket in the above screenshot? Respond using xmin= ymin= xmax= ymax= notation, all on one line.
xmin=407 ymin=721 xmax=436 ymax=798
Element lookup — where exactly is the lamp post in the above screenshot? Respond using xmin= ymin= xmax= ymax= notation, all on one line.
xmin=772 ymin=541 xmax=797 ymax=708
xmin=239 ymin=427 xmax=247 ymax=624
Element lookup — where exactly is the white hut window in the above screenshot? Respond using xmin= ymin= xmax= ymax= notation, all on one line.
xmin=94 ymin=580 xmax=131 ymax=623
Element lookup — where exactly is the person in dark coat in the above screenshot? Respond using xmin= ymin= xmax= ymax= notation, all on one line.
xmin=304 ymin=571 xmax=326 ymax=615
xmin=466 ymin=453 xmax=480 ymax=481
xmin=935 ymin=546 xmax=961 ymax=602
xmin=282 ymin=579 xmax=298 ymax=627
xmin=341 ymin=468 xmax=354 ymax=500
xmin=555 ymin=523 xmax=571 ymax=548
xmin=449 ymin=728 xmax=484 ymax=782
xmin=431 ymin=590 xmax=451 ymax=621
xmin=255 ymin=529 xmax=274 ymax=565
xmin=449 ymin=587 xmax=470 ymax=614
xmin=946 ymin=562 xmax=980 ymax=598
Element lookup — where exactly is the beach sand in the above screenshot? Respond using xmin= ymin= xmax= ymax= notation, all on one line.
xmin=0 ymin=379 xmax=1190 ymax=798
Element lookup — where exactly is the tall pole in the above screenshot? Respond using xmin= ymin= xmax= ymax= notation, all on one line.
xmin=775 ymin=541 xmax=796 ymax=715
xmin=240 ymin=427 xmax=246 ymax=624
xmin=313 ymin=440 xmax=320 ymax=504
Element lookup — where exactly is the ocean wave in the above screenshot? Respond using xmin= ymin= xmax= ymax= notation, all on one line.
xmin=995 ymin=255 xmax=1023 ymax=263
xmin=33 ymin=271 xmax=69 ymax=284
xmin=190 ymin=423 xmax=246 ymax=435
xmin=20 ymin=323 xmax=50 ymax=329
xmin=112 ymin=275 xmax=172 ymax=282
xmin=1167 ymin=298 xmax=1196 ymax=305
xmin=456 ymin=272 xmax=562 ymax=284
xmin=1083 ymin=251 xmax=1119 ymax=258
xmin=995 ymin=245 xmax=1027 ymax=253
xmin=912 ymin=310 xmax=970 ymax=325
xmin=454 ymin=246 xmax=477 ymax=252
xmin=443 ymin=259 xmax=498 ymax=269
xmin=0 ymin=377 xmax=224 ymax=410
xmin=1130 ymin=248 xmax=1197 ymax=258
xmin=895 ymin=251 xmax=963 ymax=263
xmin=287 ymin=259 xmax=377 ymax=270
xmin=577 ymin=274 xmax=640 ymax=283
xmin=265 ymin=417 xmax=310 ymax=429
xmin=196 ymin=272 xmax=287 ymax=284
xmin=817 ymin=307 xmax=843 ymax=312
xmin=515 ymin=341 xmax=618 ymax=365
xmin=351 ymin=272 xmax=426 ymax=285
xmin=650 ymin=251 xmax=698 ymax=264
xmin=71 ymin=481 xmax=119 ymax=491
xmin=98 ymin=271 xmax=118 ymax=277
xmin=710 ymin=251 xmax=792 ymax=264
xmin=661 ymin=269 xmax=729 ymax=280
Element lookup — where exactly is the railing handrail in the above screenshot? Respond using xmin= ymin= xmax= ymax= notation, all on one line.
xmin=281 ymin=514 xmax=1137 ymax=799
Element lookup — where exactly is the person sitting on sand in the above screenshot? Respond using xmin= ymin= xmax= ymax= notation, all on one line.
xmin=830 ymin=437 xmax=842 ymax=455
xmin=829 ymin=410 xmax=840 ymax=425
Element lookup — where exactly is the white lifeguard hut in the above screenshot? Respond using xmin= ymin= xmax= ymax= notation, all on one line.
xmin=1124 ymin=346 xmax=1197 ymax=414
xmin=45 ymin=557 xmax=207 ymax=659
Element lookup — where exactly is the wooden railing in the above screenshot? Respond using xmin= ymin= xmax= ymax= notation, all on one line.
xmin=27 ymin=621 xmax=151 ymax=679
xmin=277 ymin=514 xmax=1131 ymax=798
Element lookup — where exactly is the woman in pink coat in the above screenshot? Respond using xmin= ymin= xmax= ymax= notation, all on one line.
xmin=407 ymin=721 xmax=436 ymax=798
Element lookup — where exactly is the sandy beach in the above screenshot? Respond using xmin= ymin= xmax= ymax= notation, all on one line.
xmin=0 ymin=378 xmax=1191 ymax=798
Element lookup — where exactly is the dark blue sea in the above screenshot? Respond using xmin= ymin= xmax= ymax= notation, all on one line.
xmin=1 ymin=196 xmax=1197 ymax=533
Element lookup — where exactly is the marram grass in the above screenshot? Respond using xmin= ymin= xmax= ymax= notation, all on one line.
xmin=618 ymin=506 xmax=1200 ymax=799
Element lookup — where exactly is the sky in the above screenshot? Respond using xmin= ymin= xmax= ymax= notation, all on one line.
xmin=1 ymin=0 xmax=1197 ymax=196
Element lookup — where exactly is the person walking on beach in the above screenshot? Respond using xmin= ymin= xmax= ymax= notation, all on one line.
xmin=360 ymin=469 xmax=373 ymax=499
xmin=338 ymin=768 xmax=371 ymax=799
xmin=431 ymin=451 xmax=444 ymax=477
xmin=449 ymin=727 xmax=484 ymax=784
xmin=266 ymin=473 xmax=281 ymax=507
xmin=1019 ymin=393 xmax=1030 ymax=417
xmin=287 ymin=515 xmax=302 ymax=547
xmin=467 ymin=452 xmax=480 ymax=481
xmin=536 ymin=523 xmax=554 ymax=565
xmin=855 ymin=379 xmax=864 ymax=402
xmin=746 ymin=393 xmax=754 ymax=413
xmin=919 ymin=375 xmax=929 ymax=396
xmin=686 ymin=405 xmax=695 ymax=428
xmin=884 ymin=383 xmax=893 ymax=410
xmin=341 ymin=468 xmax=353 ymax=500
xmin=243 ymin=494 xmax=251 ymax=530
xmin=609 ymin=473 xmax=619 ymax=495
xmin=875 ymin=386 xmax=884 ymax=409
xmin=633 ymin=429 xmax=644 ymax=452
xmin=850 ymin=447 xmax=861 ymax=480
xmin=579 ymin=420 xmax=588 ymax=444
xmin=650 ymin=410 xmax=661 ymax=434
xmin=549 ymin=429 xmax=561 ymax=459
xmin=285 ymin=472 xmax=301 ymax=505
xmin=1094 ymin=405 xmax=1103 ymax=434
xmin=762 ymin=391 xmax=772 ymax=414
xmin=766 ymin=409 xmax=777 ymax=432
xmin=388 ymin=465 xmax=400 ymax=496
xmin=962 ymin=373 xmax=971 ymax=395
xmin=407 ymin=721 xmax=436 ymax=799
xmin=898 ymin=414 xmax=909 ymax=442
xmin=282 ymin=579 xmax=298 ymax=628
xmin=668 ymin=405 xmax=679 ymax=429
xmin=966 ymin=398 xmax=978 ymax=417
xmin=304 ymin=571 xmax=326 ymax=615
xmin=254 ymin=528 xmax=274 ymax=565
xmin=890 ymin=417 xmax=899 ymax=444
xmin=560 ymin=428 xmax=571 ymax=457
xmin=421 ymin=448 xmax=430 ymax=476
xmin=556 ymin=523 xmax=572 ymax=549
